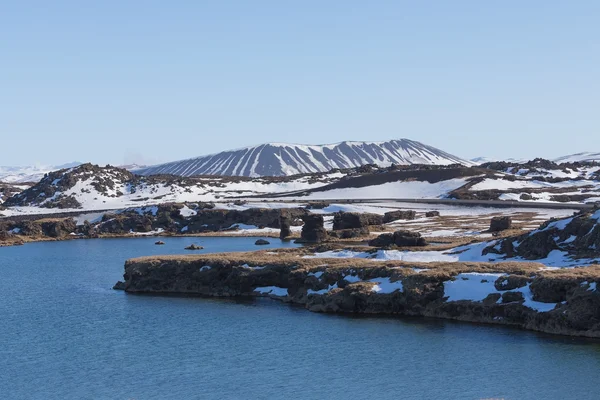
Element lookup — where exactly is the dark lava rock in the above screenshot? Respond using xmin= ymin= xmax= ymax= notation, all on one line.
xmin=279 ymin=213 xmax=292 ymax=240
xmin=514 ymin=229 xmax=558 ymax=259
xmin=502 ymin=291 xmax=525 ymax=303
xmin=155 ymin=241 xmax=165 ymax=245
xmin=520 ymin=193 xmax=533 ymax=201
xmin=305 ymin=202 xmax=330 ymax=210
xmin=489 ymin=216 xmax=512 ymax=232
xmin=332 ymin=212 xmax=382 ymax=230
xmin=368 ymin=233 xmax=394 ymax=247
xmin=483 ymin=293 xmax=502 ymax=305
xmin=255 ymin=239 xmax=270 ymax=245
xmin=369 ymin=230 xmax=427 ymax=247
xmin=425 ymin=211 xmax=440 ymax=217
xmin=494 ymin=275 xmax=528 ymax=291
xmin=392 ymin=230 xmax=428 ymax=247
xmin=113 ymin=281 xmax=126 ymax=291
xmin=328 ymin=228 xmax=369 ymax=239
xmin=383 ymin=210 xmax=416 ymax=223
xmin=300 ymin=214 xmax=327 ymax=243
xmin=7 ymin=218 xmax=79 ymax=238
xmin=185 ymin=244 xmax=203 ymax=250
xmin=197 ymin=202 xmax=216 ymax=210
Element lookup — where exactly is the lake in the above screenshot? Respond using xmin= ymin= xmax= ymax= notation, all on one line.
xmin=1 ymin=237 xmax=600 ymax=399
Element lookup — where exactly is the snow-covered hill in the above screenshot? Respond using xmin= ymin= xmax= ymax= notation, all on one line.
xmin=135 ymin=139 xmax=472 ymax=178
xmin=0 ymin=162 xmax=81 ymax=183
xmin=2 ymin=163 xmax=346 ymax=213
xmin=554 ymin=152 xmax=600 ymax=163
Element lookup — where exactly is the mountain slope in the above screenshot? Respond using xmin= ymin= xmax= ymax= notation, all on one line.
xmin=3 ymin=163 xmax=347 ymax=212
xmin=135 ymin=139 xmax=471 ymax=178
xmin=554 ymin=152 xmax=600 ymax=163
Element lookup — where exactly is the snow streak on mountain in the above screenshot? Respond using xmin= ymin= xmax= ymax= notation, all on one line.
xmin=554 ymin=152 xmax=600 ymax=163
xmin=136 ymin=139 xmax=470 ymax=177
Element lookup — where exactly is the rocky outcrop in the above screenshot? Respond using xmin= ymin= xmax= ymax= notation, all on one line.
xmin=299 ymin=215 xmax=327 ymax=243
xmin=383 ymin=210 xmax=416 ymax=223
xmin=328 ymin=228 xmax=369 ymax=239
xmin=489 ymin=216 xmax=512 ymax=232
xmin=117 ymin=254 xmax=600 ymax=338
xmin=369 ymin=230 xmax=428 ymax=247
xmin=184 ymin=208 xmax=307 ymax=233
xmin=0 ymin=205 xmax=309 ymax=243
xmin=255 ymin=239 xmax=270 ymax=245
xmin=425 ymin=211 xmax=440 ymax=218
xmin=484 ymin=210 xmax=600 ymax=261
xmin=4 ymin=163 xmax=134 ymax=208
xmin=332 ymin=212 xmax=382 ymax=230
xmin=0 ymin=218 xmax=77 ymax=239
xmin=305 ymin=202 xmax=330 ymax=210
xmin=279 ymin=213 xmax=292 ymax=239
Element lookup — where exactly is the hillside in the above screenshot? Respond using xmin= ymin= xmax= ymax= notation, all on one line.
xmin=135 ymin=139 xmax=471 ymax=178
xmin=2 ymin=163 xmax=347 ymax=212
xmin=554 ymin=152 xmax=600 ymax=163
xmin=274 ymin=160 xmax=600 ymax=204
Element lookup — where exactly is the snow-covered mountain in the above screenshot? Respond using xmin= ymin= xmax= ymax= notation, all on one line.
xmin=135 ymin=139 xmax=471 ymax=178
xmin=0 ymin=162 xmax=81 ymax=183
xmin=554 ymin=152 xmax=600 ymax=163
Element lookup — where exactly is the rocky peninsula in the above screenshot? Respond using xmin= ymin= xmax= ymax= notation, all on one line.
xmin=115 ymin=248 xmax=600 ymax=338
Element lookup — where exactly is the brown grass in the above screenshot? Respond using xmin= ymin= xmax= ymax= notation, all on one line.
xmin=127 ymin=247 xmax=600 ymax=278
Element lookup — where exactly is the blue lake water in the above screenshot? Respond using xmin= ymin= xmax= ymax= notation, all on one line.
xmin=1 ymin=237 xmax=600 ymax=400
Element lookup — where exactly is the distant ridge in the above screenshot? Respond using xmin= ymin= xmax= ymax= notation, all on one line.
xmin=554 ymin=152 xmax=600 ymax=163
xmin=0 ymin=162 xmax=81 ymax=183
xmin=135 ymin=139 xmax=471 ymax=177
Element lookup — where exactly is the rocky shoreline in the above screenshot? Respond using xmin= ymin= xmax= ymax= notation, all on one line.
xmin=115 ymin=250 xmax=600 ymax=338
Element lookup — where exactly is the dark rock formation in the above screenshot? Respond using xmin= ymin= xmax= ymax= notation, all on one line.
xmin=501 ymin=291 xmax=524 ymax=303
xmin=425 ymin=211 xmax=440 ymax=217
xmin=483 ymin=210 xmax=600 ymax=262
xmin=332 ymin=212 xmax=382 ymax=230
xmin=185 ymin=244 xmax=203 ymax=250
xmin=305 ymin=202 xmax=330 ymax=210
xmin=155 ymin=241 xmax=165 ymax=245
xmin=300 ymin=215 xmax=327 ymax=243
xmin=494 ymin=275 xmax=528 ymax=291
xmin=368 ymin=233 xmax=394 ymax=247
xmin=392 ymin=230 xmax=428 ymax=247
xmin=328 ymin=228 xmax=369 ymax=239
xmin=383 ymin=210 xmax=416 ymax=223
xmin=279 ymin=213 xmax=292 ymax=240
xmin=255 ymin=239 xmax=270 ymax=245
xmin=489 ymin=216 xmax=512 ymax=232
xmin=369 ymin=230 xmax=428 ymax=247
xmin=0 ymin=205 xmax=311 ymax=243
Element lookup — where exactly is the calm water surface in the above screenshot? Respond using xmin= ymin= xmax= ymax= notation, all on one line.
xmin=1 ymin=237 xmax=599 ymax=400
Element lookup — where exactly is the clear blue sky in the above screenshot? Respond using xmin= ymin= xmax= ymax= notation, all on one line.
xmin=1 ymin=1 xmax=598 ymax=166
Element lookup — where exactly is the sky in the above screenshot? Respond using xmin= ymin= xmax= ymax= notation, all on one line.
xmin=1 ymin=1 xmax=599 ymax=167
